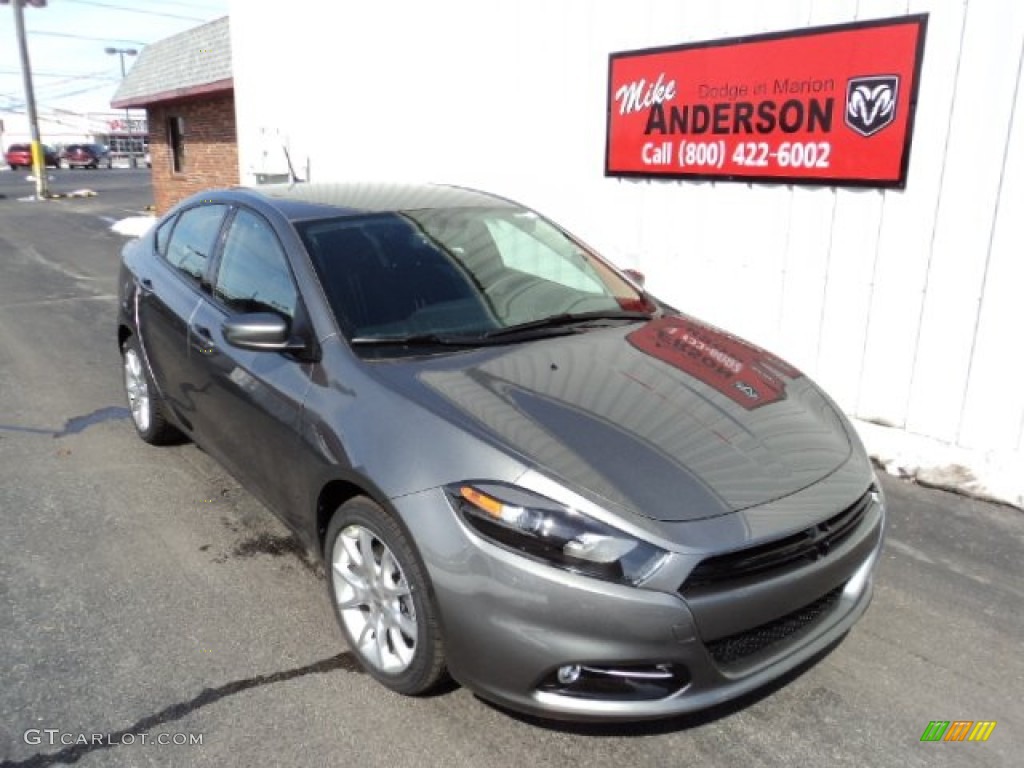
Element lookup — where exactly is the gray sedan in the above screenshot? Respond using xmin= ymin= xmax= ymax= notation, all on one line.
xmin=117 ymin=182 xmax=884 ymax=721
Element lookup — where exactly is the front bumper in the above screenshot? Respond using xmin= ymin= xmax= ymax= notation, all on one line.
xmin=393 ymin=479 xmax=884 ymax=721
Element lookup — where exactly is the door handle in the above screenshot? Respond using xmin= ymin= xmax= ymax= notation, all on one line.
xmin=189 ymin=324 xmax=216 ymax=354
xmin=138 ymin=277 xmax=154 ymax=295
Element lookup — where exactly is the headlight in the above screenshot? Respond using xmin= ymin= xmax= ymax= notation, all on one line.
xmin=448 ymin=482 xmax=668 ymax=585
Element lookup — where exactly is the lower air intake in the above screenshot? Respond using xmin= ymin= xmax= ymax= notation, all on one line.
xmin=707 ymin=585 xmax=844 ymax=667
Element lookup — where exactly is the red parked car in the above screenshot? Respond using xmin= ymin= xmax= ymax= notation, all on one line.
xmin=63 ymin=143 xmax=113 ymax=169
xmin=4 ymin=143 xmax=62 ymax=170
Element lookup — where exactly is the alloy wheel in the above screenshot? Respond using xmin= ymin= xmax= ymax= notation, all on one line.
xmin=332 ymin=524 xmax=418 ymax=673
xmin=123 ymin=347 xmax=151 ymax=433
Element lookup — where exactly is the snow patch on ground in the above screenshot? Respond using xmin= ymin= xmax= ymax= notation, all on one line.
xmin=111 ymin=215 xmax=156 ymax=238
xmin=852 ymin=418 xmax=1023 ymax=510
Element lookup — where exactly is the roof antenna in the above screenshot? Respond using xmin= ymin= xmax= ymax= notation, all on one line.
xmin=282 ymin=144 xmax=303 ymax=183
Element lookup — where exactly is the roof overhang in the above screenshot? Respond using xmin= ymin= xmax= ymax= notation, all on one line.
xmin=111 ymin=77 xmax=234 ymax=110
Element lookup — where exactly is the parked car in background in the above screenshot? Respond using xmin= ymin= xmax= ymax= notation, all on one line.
xmin=5 ymin=143 xmax=62 ymax=169
xmin=63 ymin=143 xmax=113 ymax=169
xmin=117 ymin=182 xmax=885 ymax=721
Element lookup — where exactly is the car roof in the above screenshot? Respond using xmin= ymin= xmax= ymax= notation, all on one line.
xmin=224 ymin=182 xmax=519 ymax=222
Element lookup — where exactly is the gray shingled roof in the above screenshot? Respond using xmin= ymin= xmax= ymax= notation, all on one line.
xmin=111 ymin=16 xmax=232 ymax=108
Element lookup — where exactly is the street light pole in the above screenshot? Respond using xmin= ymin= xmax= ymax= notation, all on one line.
xmin=105 ymin=47 xmax=137 ymax=168
xmin=6 ymin=0 xmax=49 ymax=199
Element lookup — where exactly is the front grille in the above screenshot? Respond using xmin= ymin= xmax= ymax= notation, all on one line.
xmin=683 ymin=489 xmax=873 ymax=593
xmin=706 ymin=585 xmax=844 ymax=667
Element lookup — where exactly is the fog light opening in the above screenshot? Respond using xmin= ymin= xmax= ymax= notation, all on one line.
xmin=557 ymin=664 xmax=582 ymax=685
xmin=539 ymin=662 xmax=690 ymax=701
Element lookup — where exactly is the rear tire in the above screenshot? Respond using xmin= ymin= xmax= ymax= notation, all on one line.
xmin=122 ymin=335 xmax=181 ymax=445
xmin=325 ymin=497 xmax=447 ymax=695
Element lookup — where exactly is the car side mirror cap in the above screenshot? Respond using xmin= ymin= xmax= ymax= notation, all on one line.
xmin=223 ymin=312 xmax=308 ymax=354
xmin=623 ymin=268 xmax=646 ymax=288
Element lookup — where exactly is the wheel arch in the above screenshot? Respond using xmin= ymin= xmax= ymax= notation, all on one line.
xmin=315 ymin=474 xmax=413 ymax=560
xmin=118 ymin=323 xmax=132 ymax=351
xmin=314 ymin=475 xmax=432 ymax=574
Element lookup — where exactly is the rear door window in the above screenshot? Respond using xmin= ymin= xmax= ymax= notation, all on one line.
xmin=164 ymin=204 xmax=228 ymax=283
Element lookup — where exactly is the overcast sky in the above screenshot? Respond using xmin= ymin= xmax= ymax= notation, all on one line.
xmin=0 ymin=0 xmax=229 ymax=117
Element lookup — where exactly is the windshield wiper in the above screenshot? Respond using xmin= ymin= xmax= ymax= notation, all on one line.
xmin=481 ymin=310 xmax=654 ymax=339
xmin=350 ymin=310 xmax=654 ymax=348
xmin=350 ymin=332 xmax=480 ymax=347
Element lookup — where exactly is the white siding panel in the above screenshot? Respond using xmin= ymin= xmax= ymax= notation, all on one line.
xmin=815 ymin=190 xmax=884 ymax=408
xmin=958 ymin=46 xmax=1024 ymax=451
xmin=776 ymin=188 xmax=836 ymax=374
xmin=905 ymin=0 xmax=1024 ymax=441
xmin=856 ymin=0 xmax=969 ymax=426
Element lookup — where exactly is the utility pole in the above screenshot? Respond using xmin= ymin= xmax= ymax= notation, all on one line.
xmin=105 ymin=47 xmax=137 ymax=168
xmin=5 ymin=0 xmax=49 ymax=199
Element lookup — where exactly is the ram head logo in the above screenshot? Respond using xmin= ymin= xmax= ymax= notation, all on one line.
xmin=845 ymin=75 xmax=899 ymax=137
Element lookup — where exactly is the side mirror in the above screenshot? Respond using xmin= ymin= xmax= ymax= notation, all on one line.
xmin=223 ymin=312 xmax=308 ymax=354
xmin=623 ymin=268 xmax=646 ymax=288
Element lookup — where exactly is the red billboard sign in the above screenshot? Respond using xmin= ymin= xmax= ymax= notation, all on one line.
xmin=606 ymin=15 xmax=927 ymax=188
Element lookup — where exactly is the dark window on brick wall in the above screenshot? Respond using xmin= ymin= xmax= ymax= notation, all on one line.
xmin=168 ymin=116 xmax=186 ymax=173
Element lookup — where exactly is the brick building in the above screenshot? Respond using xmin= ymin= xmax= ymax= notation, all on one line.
xmin=111 ymin=17 xmax=237 ymax=214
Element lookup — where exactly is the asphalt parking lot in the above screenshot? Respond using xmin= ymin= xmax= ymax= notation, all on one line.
xmin=0 ymin=169 xmax=1020 ymax=767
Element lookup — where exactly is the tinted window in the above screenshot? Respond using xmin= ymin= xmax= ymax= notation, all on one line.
xmin=164 ymin=204 xmax=227 ymax=282
xmin=298 ymin=208 xmax=646 ymax=339
xmin=214 ymin=209 xmax=297 ymax=319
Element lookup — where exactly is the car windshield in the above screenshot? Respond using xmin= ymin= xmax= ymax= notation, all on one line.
xmin=297 ymin=207 xmax=652 ymax=347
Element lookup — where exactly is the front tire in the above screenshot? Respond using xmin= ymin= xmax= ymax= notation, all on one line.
xmin=122 ymin=336 xmax=180 ymax=445
xmin=325 ymin=498 xmax=446 ymax=695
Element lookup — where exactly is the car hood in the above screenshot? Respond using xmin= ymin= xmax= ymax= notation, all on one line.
xmin=371 ymin=314 xmax=852 ymax=522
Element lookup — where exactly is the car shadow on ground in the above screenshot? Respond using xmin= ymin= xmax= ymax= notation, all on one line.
xmin=475 ymin=634 xmax=847 ymax=735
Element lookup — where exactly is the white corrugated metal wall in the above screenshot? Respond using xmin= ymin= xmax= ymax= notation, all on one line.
xmin=230 ymin=0 xmax=1023 ymax=457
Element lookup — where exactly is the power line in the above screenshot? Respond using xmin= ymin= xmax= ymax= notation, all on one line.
xmin=3 ymin=79 xmax=122 ymax=106
xmin=35 ymin=74 xmax=119 ymax=95
xmin=147 ymin=0 xmax=226 ymax=10
xmin=27 ymin=29 xmax=149 ymax=46
xmin=0 ymin=98 xmax=132 ymax=121
xmin=0 ymin=68 xmax=119 ymax=80
xmin=60 ymin=0 xmax=207 ymax=22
